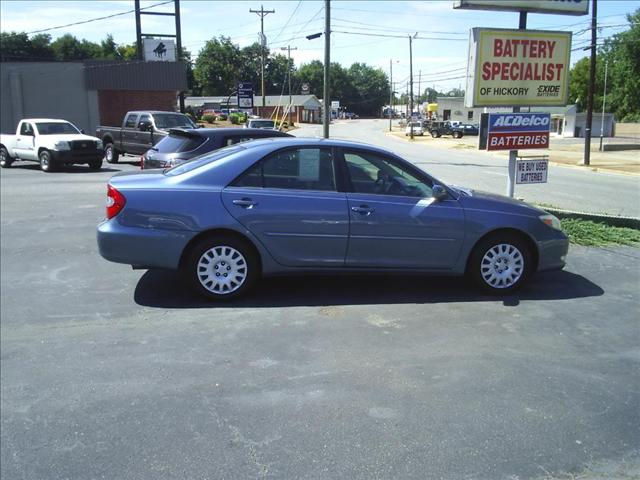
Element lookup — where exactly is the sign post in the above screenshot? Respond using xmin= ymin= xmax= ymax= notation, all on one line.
xmin=237 ymin=82 xmax=254 ymax=113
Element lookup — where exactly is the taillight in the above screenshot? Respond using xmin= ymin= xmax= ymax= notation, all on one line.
xmin=140 ymin=155 xmax=144 ymax=170
xmin=106 ymin=184 xmax=126 ymax=219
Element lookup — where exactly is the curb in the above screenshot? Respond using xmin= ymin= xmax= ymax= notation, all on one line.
xmin=537 ymin=206 xmax=640 ymax=229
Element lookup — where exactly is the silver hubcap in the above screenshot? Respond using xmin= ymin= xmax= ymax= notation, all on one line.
xmin=480 ymin=243 xmax=524 ymax=289
xmin=197 ymin=246 xmax=247 ymax=295
xmin=106 ymin=148 xmax=112 ymax=161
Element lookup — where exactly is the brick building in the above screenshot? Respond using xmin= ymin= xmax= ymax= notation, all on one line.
xmin=1 ymin=60 xmax=187 ymax=134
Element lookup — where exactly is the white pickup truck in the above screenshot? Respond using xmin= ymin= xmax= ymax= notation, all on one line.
xmin=0 ymin=118 xmax=104 ymax=172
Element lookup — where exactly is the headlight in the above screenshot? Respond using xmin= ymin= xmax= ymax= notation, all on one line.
xmin=539 ymin=214 xmax=562 ymax=231
xmin=54 ymin=141 xmax=70 ymax=150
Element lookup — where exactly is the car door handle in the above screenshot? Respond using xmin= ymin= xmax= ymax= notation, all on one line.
xmin=232 ymin=198 xmax=258 ymax=208
xmin=351 ymin=205 xmax=374 ymax=215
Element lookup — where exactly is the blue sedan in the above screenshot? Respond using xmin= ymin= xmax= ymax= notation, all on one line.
xmin=97 ymin=138 xmax=568 ymax=300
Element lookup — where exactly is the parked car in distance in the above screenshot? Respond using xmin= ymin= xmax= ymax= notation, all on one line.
xmin=96 ymin=111 xmax=197 ymax=164
xmin=141 ymin=128 xmax=292 ymax=169
xmin=461 ymin=123 xmax=479 ymax=135
xmin=344 ymin=112 xmax=359 ymax=119
xmin=1 ymin=118 xmax=103 ymax=172
xmin=428 ymin=121 xmax=464 ymax=139
xmin=244 ymin=119 xmax=277 ymax=130
xmin=405 ymin=122 xmax=425 ymax=136
xmin=98 ymin=137 xmax=569 ymax=301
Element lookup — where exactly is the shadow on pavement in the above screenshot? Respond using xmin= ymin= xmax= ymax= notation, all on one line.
xmin=7 ymin=163 xmax=121 ymax=173
xmin=134 ymin=269 xmax=604 ymax=309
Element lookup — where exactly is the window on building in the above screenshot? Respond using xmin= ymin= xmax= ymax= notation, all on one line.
xmin=467 ymin=111 xmax=474 ymax=120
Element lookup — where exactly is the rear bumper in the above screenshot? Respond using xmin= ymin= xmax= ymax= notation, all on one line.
xmin=97 ymin=219 xmax=194 ymax=269
xmin=51 ymin=150 xmax=103 ymax=164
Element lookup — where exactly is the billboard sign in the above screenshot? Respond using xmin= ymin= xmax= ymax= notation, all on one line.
xmin=237 ymin=82 xmax=254 ymax=109
xmin=465 ymin=28 xmax=571 ymax=107
xmin=487 ymin=112 xmax=551 ymax=151
xmin=516 ymin=158 xmax=549 ymax=184
xmin=143 ymin=38 xmax=176 ymax=62
xmin=453 ymin=0 xmax=588 ymax=16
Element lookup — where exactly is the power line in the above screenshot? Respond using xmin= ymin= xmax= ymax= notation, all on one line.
xmin=332 ymin=30 xmax=467 ymax=41
xmin=270 ymin=1 xmax=303 ymax=45
xmin=26 ymin=1 xmax=173 ymax=35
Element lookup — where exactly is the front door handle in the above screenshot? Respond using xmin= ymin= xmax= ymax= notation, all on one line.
xmin=232 ymin=198 xmax=258 ymax=208
xmin=351 ymin=205 xmax=374 ymax=215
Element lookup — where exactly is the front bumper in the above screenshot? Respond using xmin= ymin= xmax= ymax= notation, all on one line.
xmin=537 ymin=232 xmax=570 ymax=272
xmin=51 ymin=150 xmax=103 ymax=164
xmin=97 ymin=219 xmax=194 ymax=270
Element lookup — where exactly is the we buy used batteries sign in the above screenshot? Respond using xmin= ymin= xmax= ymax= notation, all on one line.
xmin=487 ymin=112 xmax=550 ymax=151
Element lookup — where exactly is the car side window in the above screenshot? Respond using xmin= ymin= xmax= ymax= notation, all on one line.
xmin=343 ymin=150 xmax=433 ymax=198
xmin=20 ymin=122 xmax=34 ymax=136
xmin=233 ymin=148 xmax=336 ymax=192
xmin=124 ymin=114 xmax=138 ymax=128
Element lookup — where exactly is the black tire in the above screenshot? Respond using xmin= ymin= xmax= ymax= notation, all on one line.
xmin=0 ymin=146 xmax=13 ymax=168
xmin=453 ymin=131 xmax=463 ymax=139
xmin=104 ymin=143 xmax=119 ymax=164
xmin=39 ymin=150 xmax=54 ymax=172
xmin=89 ymin=159 xmax=103 ymax=171
xmin=467 ymin=233 xmax=533 ymax=295
xmin=183 ymin=234 xmax=259 ymax=301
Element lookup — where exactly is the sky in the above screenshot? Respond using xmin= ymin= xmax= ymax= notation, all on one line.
xmin=1 ymin=0 xmax=638 ymax=92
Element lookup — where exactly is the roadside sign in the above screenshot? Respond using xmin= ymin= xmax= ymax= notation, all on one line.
xmin=142 ymin=38 xmax=176 ymax=62
xmin=465 ymin=28 xmax=572 ymax=107
xmin=454 ymin=0 xmax=588 ymax=16
xmin=487 ymin=113 xmax=550 ymax=151
xmin=331 ymin=100 xmax=340 ymax=109
xmin=516 ymin=157 xmax=548 ymax=184
xmin=237 ymin=82 xmax=254 ymax=109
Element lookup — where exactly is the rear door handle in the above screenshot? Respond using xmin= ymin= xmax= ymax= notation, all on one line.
xmin=351 ymin=205 xmax=374 ymax=215
xmin=232 ymin=198 xmax=258 ymax=208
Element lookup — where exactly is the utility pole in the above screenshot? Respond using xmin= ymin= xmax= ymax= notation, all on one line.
xmin=323 ymin=0 xmax=330 ymax=139
xmin=389 ymin=59 xmax=394 ymax=132
xmin=409 ymin=33 xmax=417 ymax=139
xmin=599 ymin=59 xmax=608 ymax=151
xmin=583 ymin=0 xmax=597 ymax=165
xmin=280 ymin=45 xmax=297 ymax=109
xmin=134 ymin=0 xmax=142 ymax=60
xmin=250 ymin=5 xmax=275 ymax=113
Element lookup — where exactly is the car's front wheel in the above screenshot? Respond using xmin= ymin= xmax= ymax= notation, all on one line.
xmin=39 ymin=150 xmax=54 ymax=172
xmin=104 ymin=143 xmax=119 ymax=164
xmin=184 ymin=235 xmax=259 ymax=301
xmin=468 ymin=233 xmax=532 ymax=294
xmin=89 ymin=159 xmax=103 ymax=171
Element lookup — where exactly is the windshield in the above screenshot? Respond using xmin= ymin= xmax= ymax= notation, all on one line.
xmin=164 ymin=145 xmax=245 ymax=176
xmin=153 ymin=113 xmax=196 ymax=129
xmin=36 ymin=122 xmax=81 ymax=135
xmin=250 ymin=120 xmax=275 ymax=128
xmin=156 ymin=133 xmax=205 ymax=153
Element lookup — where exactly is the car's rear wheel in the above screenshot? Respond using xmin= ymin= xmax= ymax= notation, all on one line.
xmin=89 ymin=159 xmax=103 ymax=170
xmin=105 ymin=143 xmax=119 ymax=164
xmin=39 ymin=150 xmax=54 ymax=172
xmin=0 ymin=146 xmax=13 ymax=168
xmin=453 ymin=131 xmax=463 ymax=139
xmin=468 ymin=233 xmax=532 ymax=294
xmin=184 ymin=235 xmax=259 ymax=301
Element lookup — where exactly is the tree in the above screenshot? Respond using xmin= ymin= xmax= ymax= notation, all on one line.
xmin=193 ymin=36 xmax=241 ymax=95
xmin=100 ymin=34 xmax=119 ymax=59
xmin=294 ymin=60 xmax=324 ymax=97
xmin=345 ymin=63 xmax=389 ymax=116
xmin=0 ymin=31 xmax=54 ymax=60
xmin=51 ymin=34 xmax=100 ymax=61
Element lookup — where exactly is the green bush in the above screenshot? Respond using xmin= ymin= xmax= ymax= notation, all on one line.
xmin=229 ymin=113 xmax=247 ymax=124
xmin=202 ymin=113 xmax=215 ymax=123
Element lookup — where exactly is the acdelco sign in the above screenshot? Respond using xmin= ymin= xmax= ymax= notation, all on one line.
xmin=465 ymin=28 xmax=571 ymax=107
xmin=453 ymin=0 xmax=589 ymax=16
xmin=487 ymin=113 xmax=551 ymax=151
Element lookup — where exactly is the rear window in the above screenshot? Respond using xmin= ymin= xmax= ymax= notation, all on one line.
xmin=156 ymin=134 xmax=205 ymax=153
xmin=250 ymin=120 xmax=275 ymax=129
xmin=164 ymin=145 xmax=245 ymax=176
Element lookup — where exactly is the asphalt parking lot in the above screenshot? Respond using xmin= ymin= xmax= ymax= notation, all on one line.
xmin=1 ymin=159 xmax=639 ymax=479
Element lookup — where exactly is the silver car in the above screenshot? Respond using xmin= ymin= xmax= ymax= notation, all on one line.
xmin=97 ymin=138 xmax=568 ymax=300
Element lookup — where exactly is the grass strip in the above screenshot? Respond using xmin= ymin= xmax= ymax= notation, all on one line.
xmin=561 ymin=218 xmax=640 ymax=246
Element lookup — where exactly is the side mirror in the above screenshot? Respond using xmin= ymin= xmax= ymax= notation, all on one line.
xmin=80 ymin=128 xmax=85 ymax=134
xmin=432 ymin=184 xmax=448 ymax=201
xmin=139 ymin=121 xmax=152 ymax=132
